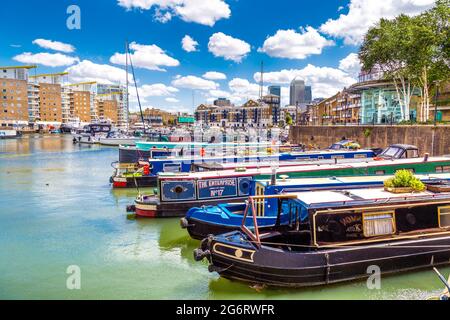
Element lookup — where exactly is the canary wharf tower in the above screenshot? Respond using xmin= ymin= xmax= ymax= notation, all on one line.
xmin=290 ymin=79 xmax=312 ymax=106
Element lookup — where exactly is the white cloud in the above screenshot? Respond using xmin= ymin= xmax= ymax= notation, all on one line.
xmin=165 ymin=97 xmax=180 ymax=103
xmin=208 ymin=32 xmax=251 ymax=63
xmin=254 ymin=64 xmax=356 ymax=99
xmin=202 ymin=71 xmax=227 ymax=80
xmin=208 ymin=89 xmax=231 ymax=98
xmin=32 ymin=39 xmax=75 ymax=53
xmin=228 ymin=78 xmax=264 ymax=103
xmin=258 ymin=26 xmax=334 ymax=60
xmin=181 ymin=35 xmax=199 ymax=52
xmin=319 ymin=0 xmax=435 ymax=45
xmin=339 ymin=53 xmax=361 ymax=77
xmin=172 ymin=75 xmax=219 ymax=90
xmin=65 ymin=60 xmax=132 ymax=84
xmin=117 ymin=0 xmax=230 ymax=26
xmin=138 ymin=83 xmax=179 ymax=97
xmin=13 ymin=52 xmax=79 ymax=67
xmin=110 ymin=42 xmax=179 ymax=72
xmin=154 ymin=8 xmax=173 ymax=23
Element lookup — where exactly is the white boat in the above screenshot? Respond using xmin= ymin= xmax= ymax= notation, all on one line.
xmin=72 ymin=123 xmax=112 ymax=145
xmin=0 ymin=130 xmax=21 ymax=139
xmin=99 ymin=132 xmax=139 ymax=146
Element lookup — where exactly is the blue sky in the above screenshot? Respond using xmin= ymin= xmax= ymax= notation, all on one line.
xmin=0 ymin=0 xmax=436 ymax=112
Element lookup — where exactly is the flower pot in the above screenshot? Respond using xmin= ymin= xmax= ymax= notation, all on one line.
xmin=384 ymin=187 xmax=414 ymax=194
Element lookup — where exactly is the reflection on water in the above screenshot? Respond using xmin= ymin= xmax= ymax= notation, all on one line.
xmin=0 ymin=135 xmax=449 ymax=300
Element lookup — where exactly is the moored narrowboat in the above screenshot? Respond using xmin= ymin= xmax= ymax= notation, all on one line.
xmin=132 ymin=155 xmax=450 ymax=218
xmin=182 ymin=174 xmax=450 ymax=240
xmin=112 ymin=147 xmax=376 ymax=188
xmin=195 ymin=188 xmax=450 ymax=288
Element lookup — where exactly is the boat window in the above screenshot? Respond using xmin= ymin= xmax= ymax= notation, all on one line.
xmin=436 ymin=166 xmax=450 ymax=173
xmin=363 ymin=212 xmax=396 ymax=237
xmin=375 ymin=170 xmax=385 ymax=175
xmin=332 ymin=155 xmax=345 ymax=160
xmin=329 ymin=144 xmax=341 ymax=150
xmin=438 ymin=206 xmax=450 ymax=228
xmin=406 ymin=149 xmax=419 ymax=158
xmin=381 ymin=147 xmax=402 ymax=158
xmin=163 ymin=163 xmax=181 ymax=173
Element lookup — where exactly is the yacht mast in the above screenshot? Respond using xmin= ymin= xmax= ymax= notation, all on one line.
xmin=125 ymin=40 xmax=130 ymax=132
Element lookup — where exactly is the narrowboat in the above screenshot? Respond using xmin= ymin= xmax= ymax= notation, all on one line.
xmin=112 ymin=147 xmax=376 ymax=188
xmin=194 ymin=187 xmax=450 ymax=287
xmin=182 ymin=174 xmax=450 ymax=240
xmin=131 ymin=154 xmax=450 ymax=218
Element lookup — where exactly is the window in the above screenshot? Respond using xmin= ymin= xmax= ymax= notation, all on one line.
xmin=363 ymin=211 xmax=396 ymax=237
xmin=438 ymin=206 xmax=450 ymax=228
xmin=375 ymin=170 xmax=385 ymax=175
xmin=436 ymin=166 xmax=450 ymax=173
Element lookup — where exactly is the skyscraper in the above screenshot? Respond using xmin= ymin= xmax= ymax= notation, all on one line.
xmin=305 ymin=86 xmax=312 ymax=103
xmin=289 ymin=79 xmax=312 ymax=105
xmin=268 ymin=85 xmax=281 ymax=98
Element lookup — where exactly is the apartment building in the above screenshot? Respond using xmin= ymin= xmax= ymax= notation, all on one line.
xmin=96 ymin=98 xmax=118 ymax=124
xmin=27 ymin=72 xmax=68 ymax=124
xmin=0 ymin=66 xmax=35 ymax=128
xmin=38 ymin=83 xmax=62 ymax=123
xmin=195 ymin=99 xmax=273 ymax=128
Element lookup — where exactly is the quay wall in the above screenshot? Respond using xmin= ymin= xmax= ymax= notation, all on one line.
xmin=289 ymin=125 xmax=450 ymax=156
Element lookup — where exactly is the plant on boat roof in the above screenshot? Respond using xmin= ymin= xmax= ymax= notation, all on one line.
xmin=384 ymin=169 xmax=426 ymax=192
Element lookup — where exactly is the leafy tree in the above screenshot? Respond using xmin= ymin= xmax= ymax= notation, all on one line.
xmin=410 ymin=0 xmax=450 ymax=121
xmin=359 ymin=0 xmax=450 ymax=122
xmin=285 ymin=113 xmax=293 ymax=126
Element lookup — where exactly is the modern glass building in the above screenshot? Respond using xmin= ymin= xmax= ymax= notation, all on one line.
xmin=290 ymin=79 xmax=312 ymax=106
xmin=354 ymin=80 xmax=419 ymax=125
xmin=268 ymin=86 xmax=281 ymax=99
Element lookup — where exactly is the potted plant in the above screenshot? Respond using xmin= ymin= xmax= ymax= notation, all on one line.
xmin=384 ymin=170 xmax=426 ymax=193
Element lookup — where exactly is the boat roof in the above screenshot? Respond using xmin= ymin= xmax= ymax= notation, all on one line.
xmin=158 ymin=156 xmax=450 ymax=180
xmin=257 ymin=173 xmax=450 ymax=186
xmin=389 ymin=144 xmax=418 ymax=150
xmin=146 ymin=149 xmax=373 ymax=164
xmin=291 ymin=187 xmax=450 ymax=209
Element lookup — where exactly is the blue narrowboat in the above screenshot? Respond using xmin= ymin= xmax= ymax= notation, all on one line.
xmin=112 ymin=147 xmax=376 ymax=188
xmin=181 ymin=174 xmax=450 ymax=240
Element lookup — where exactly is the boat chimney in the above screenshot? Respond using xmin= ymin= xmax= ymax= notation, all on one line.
xmin=424 ymin=153 xmax=429 ymax=162
xmin=271 ymin=167 xmax=277 ymax=186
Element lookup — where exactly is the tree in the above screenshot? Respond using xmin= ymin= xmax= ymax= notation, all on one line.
xmin=359 ymin=15 xmax=416 ymax=120
xmin=359 ymin=0 xmax=450 ymax=122
xmin=410 ymin=0 xmax=450 ymax=121
xmin=285 ymin=113 xmax=293 ymax=126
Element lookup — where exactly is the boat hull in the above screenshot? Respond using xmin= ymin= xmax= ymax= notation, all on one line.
xmin=99 ymin=138 xmax=138 ymax=146
xmin=112 ymin=176 xmax=157 ymax=188
xmin=182 ymin=217 xmax=279 ymax=240
xmin=135 ymin=196 xmax=247 ymax=218
xmin=206 ymin=234 xmax=450 ymax=287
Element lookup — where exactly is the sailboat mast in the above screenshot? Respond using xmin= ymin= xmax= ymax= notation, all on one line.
xmin=125 ymin=41 xmax=130 ymax=132
xmin=127 ymin=43 xmax=146 ymax=134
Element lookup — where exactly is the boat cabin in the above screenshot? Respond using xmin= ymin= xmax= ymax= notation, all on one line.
xmin=241 ymin=187 xmax=450 ymax=250
xmin=379 ymin=144 xmax=420 ymax=160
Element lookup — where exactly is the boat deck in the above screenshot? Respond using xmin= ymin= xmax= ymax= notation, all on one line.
xmin=158 ymin=156 xmax=450 ymax=180
xmin=291 ymin=187 xmax=450 ymax=208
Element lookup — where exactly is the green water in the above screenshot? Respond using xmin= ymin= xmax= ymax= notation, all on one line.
xmin=0 ymin=135 xmax=448 ymax=300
